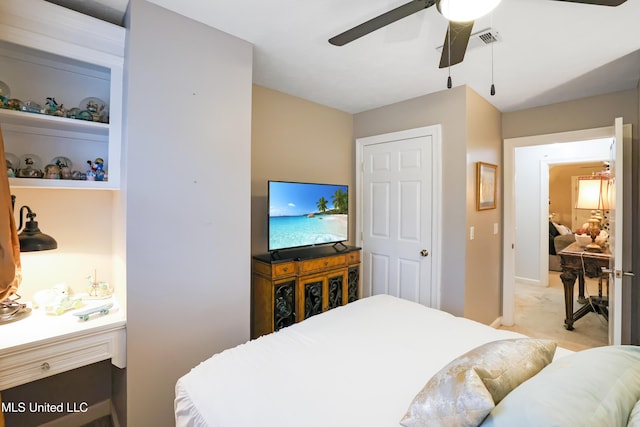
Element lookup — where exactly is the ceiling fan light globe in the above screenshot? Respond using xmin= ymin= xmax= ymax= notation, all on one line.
xmin=437 ymin=0 xmax=502 ymax=22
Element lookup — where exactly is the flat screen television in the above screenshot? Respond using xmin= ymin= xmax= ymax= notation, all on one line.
xmin=268 ymin=180 xmax=349 ymax=252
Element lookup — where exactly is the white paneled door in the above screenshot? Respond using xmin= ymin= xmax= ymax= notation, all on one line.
xmin=357 ymin=126 xmax=441 ymax=308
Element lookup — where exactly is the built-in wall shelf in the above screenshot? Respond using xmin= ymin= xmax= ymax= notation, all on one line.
xmin=0 ymin=0 xmax=124 ymax=190
xmin=8 ymin=177 xmax=116 ymax=190
xmin=0 ymin=109 xmax=109 ymax=135
xmin=0 ymin=0 xmax=127 ymax=404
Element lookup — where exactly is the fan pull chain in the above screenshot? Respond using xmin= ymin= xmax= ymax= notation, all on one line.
xmin=447 ymin=22 xmax=452 ymax=89
xmin=490 ymin=12 xmax=496 ymax=96
xmin=490 ymin=38 xmax=495 ymax=95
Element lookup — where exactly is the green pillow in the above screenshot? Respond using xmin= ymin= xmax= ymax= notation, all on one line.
xmin=481 ymin=346 xmax=640 ymax=427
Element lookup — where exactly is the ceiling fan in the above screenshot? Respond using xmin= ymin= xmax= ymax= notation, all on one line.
xmin=329 ymin=0 xmax=628 ymax=69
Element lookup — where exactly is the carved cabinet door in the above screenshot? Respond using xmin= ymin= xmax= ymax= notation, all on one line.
xmin=298 ymin=275 xmax=325 ymax=321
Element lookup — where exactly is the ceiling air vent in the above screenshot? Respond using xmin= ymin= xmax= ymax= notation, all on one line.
xmin=436 ymin=27 xmax=501 ymax=53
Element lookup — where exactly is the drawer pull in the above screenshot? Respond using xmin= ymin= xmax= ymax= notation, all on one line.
xmin=41 ymin=362 xmax=50 ymax=371
xmin=283 ymin=267 xmax=288 ymax=272
xmin=324 ymin=261 xmax=329 ymax=266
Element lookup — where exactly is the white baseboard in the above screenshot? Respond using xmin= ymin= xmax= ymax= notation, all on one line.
xmin=40 ymin=399 xmax=111 ymax=427
xmin=515 ymin=276 xmax=542 ymax=287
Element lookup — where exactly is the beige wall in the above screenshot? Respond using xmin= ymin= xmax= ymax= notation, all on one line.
xmin=252 ymin=83 xmax=508 ymax=325
xmin=354 ymin=86 xmax=501 ymax=322
xmin=251 ymin=85 xmax=354 ymax=255
xmin=463 ymin=88 xmax=503 ymax=324
xmin=503 ymin=89 xmax=638 ymax=140
xmin=254 ymin=84 xmax=505 ymax=324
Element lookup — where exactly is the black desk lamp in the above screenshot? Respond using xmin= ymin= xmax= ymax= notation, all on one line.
xmin=11 ymin=195 xmax=57 ymax=252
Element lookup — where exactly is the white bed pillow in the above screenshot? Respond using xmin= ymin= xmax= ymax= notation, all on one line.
xmin=400 ymin=338 xmax=556 ymax=427
xmin=481 ymin=345 xmax=640 ymax=427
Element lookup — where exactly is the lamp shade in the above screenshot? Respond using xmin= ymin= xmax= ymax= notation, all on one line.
xmin=18 ymin=218 xmax=57 ymax=252
xmin=16 ymin=205 xmax=57 ymax=252
xmin=437 ymin=0 xmax=502 ymax=22
xmin=576 ymin=176 xmax=610 ymax=211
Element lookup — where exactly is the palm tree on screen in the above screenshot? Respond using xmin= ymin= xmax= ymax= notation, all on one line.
xmin=331 ymin=189 xmax=348 ymax=214
xmin=317 ymin=197 xmax=328 ymax=213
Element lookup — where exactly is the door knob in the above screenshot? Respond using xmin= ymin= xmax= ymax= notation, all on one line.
xmin=420 ymin=249 xmax=429 ymax=257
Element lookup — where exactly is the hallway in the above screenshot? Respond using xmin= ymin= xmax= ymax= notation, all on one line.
xmin=499 ymin=272 xmax=608 ymax=352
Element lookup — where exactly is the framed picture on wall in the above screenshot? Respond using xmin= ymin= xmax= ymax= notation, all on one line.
xmin=476 ymin=162 xmax=497 ymax=210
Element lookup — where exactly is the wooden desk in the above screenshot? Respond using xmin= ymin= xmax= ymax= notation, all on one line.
xmin=0 ymin=298 xmax=125 ymax=391
xmin=558 ymin=242 xmax=611 ymax=330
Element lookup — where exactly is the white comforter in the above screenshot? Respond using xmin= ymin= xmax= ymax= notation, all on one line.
xmin=175 ymin=294 xmax=563 ymax=427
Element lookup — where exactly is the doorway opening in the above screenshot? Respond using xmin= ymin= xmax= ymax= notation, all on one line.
xmin=507 ymin=158 xmax=611 ymax=351
xmin=502 ymin=125 xmax=623 ymax=348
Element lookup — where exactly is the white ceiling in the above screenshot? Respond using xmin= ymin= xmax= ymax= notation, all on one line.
xmin=48 ymin=0 xmax=640 ymax=114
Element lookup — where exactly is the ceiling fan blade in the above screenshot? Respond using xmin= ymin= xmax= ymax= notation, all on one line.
xmin=329 ymin=0 xmax=436 ymax=46
xmin=551 ymin=0 xmax=626 ymax=5
xmin=438 ymin=21 xmax=474 ymax=68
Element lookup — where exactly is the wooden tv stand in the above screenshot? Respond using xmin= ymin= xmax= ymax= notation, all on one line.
xmin=251 ymin=246 xmax=361 ymax=339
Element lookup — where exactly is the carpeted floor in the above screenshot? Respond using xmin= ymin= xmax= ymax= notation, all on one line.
xmin=499 ymin=271 xmax=608 ymax=352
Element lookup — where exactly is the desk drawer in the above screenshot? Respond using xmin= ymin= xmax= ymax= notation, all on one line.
xmin=0 ymin=330 xmax=120 ymax=391
xmin=301 ymin=255 xmax=346 ymax=273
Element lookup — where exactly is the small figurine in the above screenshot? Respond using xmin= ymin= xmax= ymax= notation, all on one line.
xmin=76 ymin=110 xmax=93 ymax=121
xmin=95 ymin=162 xmax=105 ymax=181
xmin=44 ymin=97 xmax=65 ymax=117
xmin=85 ymin=100 xmax=105 ymax=122
xmin=6 ymin=160 xmax=16 ymax=177
xmin=17 ymin=156 xmax=43 ymax=178
xmin=21 ymin=100 xmax=42 ymax=114
xmin=74 ymin=302 xmax=113 ymax=321
xmin=86 ymin=158 xmax=106 ymax=181
xmin=55 ymin=159 xmax=72 ymax=179
xmin=44 ymin=163 xmax=60 ymax=179
xmin=33 ymin=283 xmax=82 ymax=315
xmin=66 ymin=107 xmax=81 ymax=119
xmin=7 ymin=98 xmax=22 ymax=111
xmin=71 ymin=170 xmax=87 ymax=180
xmin=85 ymin=270 xmax=113 ymax=299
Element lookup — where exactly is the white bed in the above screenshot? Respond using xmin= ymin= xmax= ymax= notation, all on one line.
xmin=175 ymin=294 xmax=640 ymax=427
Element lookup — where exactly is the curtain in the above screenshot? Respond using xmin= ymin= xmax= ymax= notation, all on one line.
xmin=0 ymin=126 xmax=21 ymax=300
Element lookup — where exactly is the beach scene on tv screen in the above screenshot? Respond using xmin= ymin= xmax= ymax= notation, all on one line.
xmin=269 ymin=182 xmax=348 ymax=250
